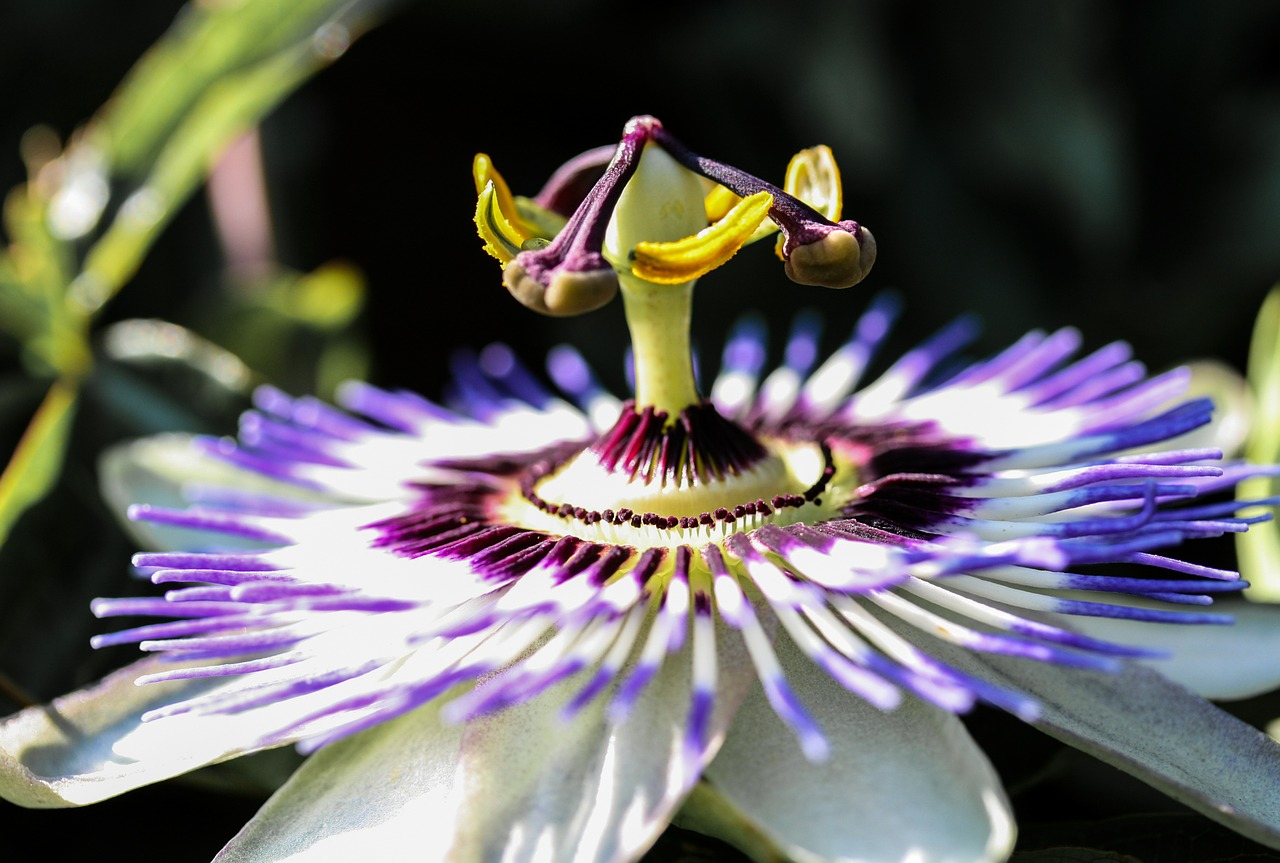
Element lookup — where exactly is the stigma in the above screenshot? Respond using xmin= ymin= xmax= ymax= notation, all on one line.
xmin=473 ymin=115 xmax=876 ymax=421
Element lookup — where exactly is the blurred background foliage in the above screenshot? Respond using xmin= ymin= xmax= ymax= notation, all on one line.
xmin=2 ymin=0 xmax=1280 ymax=860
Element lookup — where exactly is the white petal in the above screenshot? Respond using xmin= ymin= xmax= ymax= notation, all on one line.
xmin=213 ymin=624 xmax=758 ymax=863
xmin=1064 ymin=599 xmax=1280 ymax=700
xmin=97 ymin=433 xmax=324 ymax=551
xmin=212 ymin=698 xmax=462 ymax=863
xmin=926 ymin=638 xmax=1280 ymax=850
xmin=693 ymin=632 xmax=1015 ymax=863
xmin=0 ymin=652 xmax=407 ymax=808
xmin=0 ymin=658 xmax=283 ymax=807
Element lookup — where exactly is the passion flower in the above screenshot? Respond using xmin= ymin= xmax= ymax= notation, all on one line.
xmin=4 ymin=116 xmax=1280 ymax=863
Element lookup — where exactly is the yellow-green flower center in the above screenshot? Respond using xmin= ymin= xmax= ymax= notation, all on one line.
xmin=502 ymin=432 xmax=858 ymax=550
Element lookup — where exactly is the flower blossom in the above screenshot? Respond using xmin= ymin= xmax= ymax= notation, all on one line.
xmin=4 ymin=115 xmax=1280 ymax=863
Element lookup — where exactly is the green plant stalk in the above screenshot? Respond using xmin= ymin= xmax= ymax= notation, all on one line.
xmin=0 ymin=380 xmax=79 ymax=547
xmin=97 ymin=0 xmax=368 ymax=177
xmin=69 ymin=43 xmax=329 ymax=318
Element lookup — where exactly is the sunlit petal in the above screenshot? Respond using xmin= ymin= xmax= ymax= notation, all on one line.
xmin=923 ymin=634 xmax=1280 ymax=849
xmin=1063 ymin=598 xmax=1280 ymax=700
xmin=694 ymin=633 xmax=1015 ymax=863
xmin=214 ymin=622 xmax=758 ymax=863
xmin=0 ymin=659 xmax=286 ymax=807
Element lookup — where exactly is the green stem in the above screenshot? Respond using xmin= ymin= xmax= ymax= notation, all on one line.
xmin=602 ymin=143 xmax=708 ymax=420
xmin=619 ymin=272 xmax=699 ymax=419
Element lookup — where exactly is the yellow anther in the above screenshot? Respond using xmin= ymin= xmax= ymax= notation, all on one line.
xmin=708 ymin=184 xmax=782 ymax=247
xmin=474 ymin=179 xmax=526 ymax=264
xmin=472 ymin=154 xmax=525 ymax=226
xmin=473 ymin=153 xmax=567 ymax=263
xmin=784 ymin=145 xmax=842 ymax=221
xmin=631 ymin=191 xmax=774 ymax=285
xmin=704 ymin=185 xmax=741 ymax=222
xmin=774 ymin=145 xmax=845 ymax=261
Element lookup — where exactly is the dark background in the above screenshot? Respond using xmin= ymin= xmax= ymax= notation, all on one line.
xmin=3 ymin=1 xmax=1280 ymax=860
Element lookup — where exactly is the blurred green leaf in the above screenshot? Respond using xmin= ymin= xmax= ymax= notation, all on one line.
xmin=0 ymin=0 xmax=388 ymax=545
xmin=2 ymin=185 xmax=62 ymax=320
xmin=260 ymin=260 xmax=365 ymax=330
xmin=313 ymin=334 xmax=371 ymax=403
xmin=95 ymin=0 xmax=374 ymax=178
xmin=71 ymin=10 xmax=376 ymax=316
xmin=93 ymin=319 xmax=256 ymax=436
xmin=99 ymin=318 xmax=254 ymax=393
xmin=191 ymin=260 xmax=370 ymax=398
xmin=0 ymin=380 xmax=78 ymax=547
xmin=1 ymin=183 xmax=88 ymax=377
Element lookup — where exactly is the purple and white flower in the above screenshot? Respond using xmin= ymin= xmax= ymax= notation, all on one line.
xmin=4 ymin=116 xmax=1280 ymax=863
